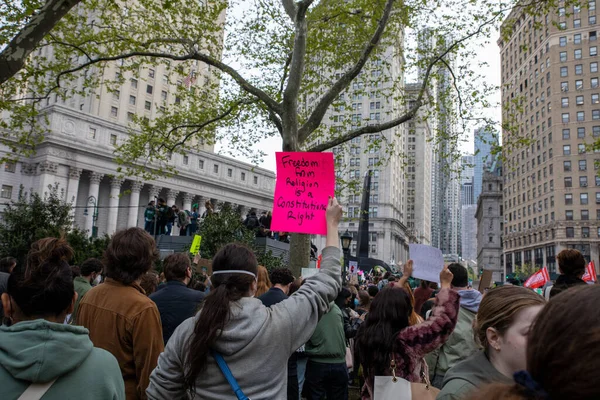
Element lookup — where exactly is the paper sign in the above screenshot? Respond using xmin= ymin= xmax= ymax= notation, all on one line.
xmin=349 ymin=261 xmax=358 ymax=274
xmin=189 ymin=235 xmax=202 ymax=255
xmin=271 ymin=152 xmax=335 ymax=235
xmin=301 ymin=268 xmax=320 ymax=278
xmin=408 ymin=244 xmax=444 ymax=284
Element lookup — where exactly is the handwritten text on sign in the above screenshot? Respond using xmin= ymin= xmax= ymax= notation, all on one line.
xmin=271 ymin=152 xmax=335 ymax=235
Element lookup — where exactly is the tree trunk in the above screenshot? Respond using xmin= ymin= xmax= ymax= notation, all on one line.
xmin=288 ymin=233 xmax=311 ymax=277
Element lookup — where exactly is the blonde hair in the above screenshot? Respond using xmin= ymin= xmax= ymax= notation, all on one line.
xmin=474 ymin=285 xmax=545 ymax=350
xmin=255 ymin=265 xmax=271 ymax=297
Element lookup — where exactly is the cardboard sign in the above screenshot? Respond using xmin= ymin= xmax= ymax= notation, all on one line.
xmin=408 ymin=244 xmax=444 ymax=284
xmin=189 ymin=235 xmax=202 ymax=255
xmin=478 ymin=269 xmax=494 ymax=292
xmin=271 ymin=152 xmax=335 ymax=235
xmin=192 ymin=256 xmax=212 ymax=275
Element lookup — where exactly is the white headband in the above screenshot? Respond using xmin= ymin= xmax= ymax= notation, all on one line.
xmin=211 ymin=270 xmax=256 ymax=278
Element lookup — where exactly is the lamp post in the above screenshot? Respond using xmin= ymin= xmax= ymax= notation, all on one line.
xmin=341 ymin=230 xmax=353 ymax=284
xmin=84 ymin=196 xmax=99 ymax=238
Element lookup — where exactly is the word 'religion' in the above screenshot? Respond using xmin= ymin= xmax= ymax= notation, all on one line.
xmin=271 ymin=152 xmax=335 ymax=235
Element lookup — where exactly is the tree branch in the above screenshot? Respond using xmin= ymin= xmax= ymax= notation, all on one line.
xmin=297 ymin=0 xmax=396 ymax=144
xmin=281 ymin=0 xmax=298 ymax=21
xmin=154 ymin=99 xmax=255 ymax=154
xmin=0 ymin=0 xmax=84 ymax=85
xmin=306 ymin=110 xmax=416 ymax=152
xmin=307 ymin=11 xmax=504 ymax=153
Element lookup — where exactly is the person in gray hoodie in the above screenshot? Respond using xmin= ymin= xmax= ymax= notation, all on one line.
xmin=437 ymin=285 xmax=545 ymax=399
xmin=146 ymin=197 xmax=344 ymax=400
xmin=0 ymin=237 xmax=124 ymax=400
xmin=426 ymin=263 xmax=483 ymax=388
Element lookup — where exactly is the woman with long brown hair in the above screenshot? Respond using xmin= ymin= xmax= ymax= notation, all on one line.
xmin=437 ymin=286 xmax=545 ymax=399
xmin=467 ymin=285 xmax=600 ymax=400
xmin=255 ymin=265 xmax=271 ymax=297
xmin=147 ymin=198 xmax=344 ymax=399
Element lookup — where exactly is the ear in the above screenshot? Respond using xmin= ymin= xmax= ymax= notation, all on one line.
xmin=486 ymin=327 xmax=502 ymax=352
xmin=1 ymin=293 xmax=12 ymax=318
xmin=186 ymin=267 xmax=193 ymax=279
xmin=67 ymin=292 xmax=78 ymax=315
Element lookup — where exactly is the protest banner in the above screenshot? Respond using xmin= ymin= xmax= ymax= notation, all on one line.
xmin=523 ymin=266 xmax=550 ymax=289
xmin=349 ymin=261 xmax=358 ymax=274
xmin=408 ymin=244 xmax=444 ymax=283
xmin=271 ymin=152 xmax=335 ymax=235
xmin=582 ymin=261 xmax=597 ymax=282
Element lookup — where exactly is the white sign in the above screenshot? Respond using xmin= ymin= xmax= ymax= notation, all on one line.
xmin=301 ymin=268 xmax=320 ymax=278
xmin=348 ymin=260 xmax=358 ymax=274
xmin=408 ymin=244 xmax=443 ymax=284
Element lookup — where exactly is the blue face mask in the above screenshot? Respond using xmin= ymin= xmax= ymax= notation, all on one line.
xmin=354 ymin=298 xmax=359 ymax=307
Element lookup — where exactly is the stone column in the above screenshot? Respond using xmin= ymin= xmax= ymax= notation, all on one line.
xmin=127 ymin=182 xmax=144 ymax=228
xmin=183 ymin=193 xmax=193 ymax=212
xmin=37 ymin=161 xmax=59 ymax=196
xmin=85 ymin=172 xmax=104 ymax=236
xmin=66 ymin=167 xmax=82 ymax=224
xmin=107 ymin=178 xmax=124 ymax=235
xmin=148 ymin=185 xmax=161 ymax=202
xmin=167 ymin=189 xmax=179 ymax=206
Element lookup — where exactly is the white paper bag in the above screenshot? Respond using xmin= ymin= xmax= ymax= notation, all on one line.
xmin=373 ymin=376 xmax=412 ymax=400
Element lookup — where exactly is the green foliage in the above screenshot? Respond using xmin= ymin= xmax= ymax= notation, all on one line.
xmin=196 ymin=201 xmax=285 ymax=270
xmin=0 ymin=184 xmax=109 ymax=266
xmin=197 ymin=202 xmax=255 ymax=260
xmin=513 ymin=263 xmax=539 ymax=283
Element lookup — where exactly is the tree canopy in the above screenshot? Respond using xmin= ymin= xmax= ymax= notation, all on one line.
xmin=0 ymin=0 xmax=574 ymax=272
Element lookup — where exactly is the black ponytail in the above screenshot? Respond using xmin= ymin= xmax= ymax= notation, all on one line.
xmin=184 ymin=243 xmax=258 ymax=394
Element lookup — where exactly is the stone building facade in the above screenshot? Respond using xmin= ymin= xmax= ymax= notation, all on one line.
xmin=0 ymin=106 xmax=275 ymax=236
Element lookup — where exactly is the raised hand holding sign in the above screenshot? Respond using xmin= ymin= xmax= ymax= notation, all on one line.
xmin=271 ymin=152 xmax=335 ymax=235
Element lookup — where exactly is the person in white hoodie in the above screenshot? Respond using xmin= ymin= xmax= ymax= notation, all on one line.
xmin=426 ymin=262 xmax=483 ymax=388
xmin=146 ymin=197 xmax=344 ymax=400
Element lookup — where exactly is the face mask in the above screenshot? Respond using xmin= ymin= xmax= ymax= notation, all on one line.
xmin=354 ymin=298 xmax=359 ymax=307
xmin=93 ymin=274 xmax=102 ymax=285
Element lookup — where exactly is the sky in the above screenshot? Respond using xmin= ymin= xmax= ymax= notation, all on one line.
xmin=214 ymin=4 xmax=503 ymax=173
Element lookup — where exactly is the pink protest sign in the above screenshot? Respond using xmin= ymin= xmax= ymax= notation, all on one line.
xmin=271 ymin=152 xmax=335 ymax=235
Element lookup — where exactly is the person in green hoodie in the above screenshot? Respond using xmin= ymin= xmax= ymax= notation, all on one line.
xmin=0 ymin=237 xmax=125 ymax=400
xmin=304 ymin=296 xmax=349 ymax=400
xmin=437 ymin=285 xmax=545 ymax=400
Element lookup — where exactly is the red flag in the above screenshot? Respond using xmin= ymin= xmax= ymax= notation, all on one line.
xmin=316 ymin=254 xmax=322 ymax=269
xmin=582 ymin=261 xmax=597 ymax=282
xmin=524 ymin=266 xmax=550 ymax=289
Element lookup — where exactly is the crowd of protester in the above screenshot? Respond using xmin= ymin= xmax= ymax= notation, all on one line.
xmin=1 ymin=197 xmax=600 ymax=400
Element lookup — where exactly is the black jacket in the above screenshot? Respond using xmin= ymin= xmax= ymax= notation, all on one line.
xmin=549 ymin=274 xmax=587 ymax=298
xmin=150 ymin=281 xmax=205 ymax=344
xmin=259 ymin=287 xmax=288 ymax=307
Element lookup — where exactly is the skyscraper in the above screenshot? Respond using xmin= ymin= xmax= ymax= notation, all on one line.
xmin=499 ymin=2 xmax=600 ymax=274
xmin=406 ymin=83 xmax=435 ymax=245
xmin=309 ymin=34 xmax=411 ymax=265
xmin=461 ymin=154 xmax=475 ymax=206
xmin=474 ymin=127 xmax=499 ymax=203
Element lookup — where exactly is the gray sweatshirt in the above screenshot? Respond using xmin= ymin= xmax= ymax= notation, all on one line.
xmin=146 ymin=246 xmax=342 ymax=400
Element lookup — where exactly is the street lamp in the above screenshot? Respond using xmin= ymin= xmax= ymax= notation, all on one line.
xmin=84 ymin=196 xmax=99 ymax=238
xmin=340 ymin=230 xmax=353 ymax=283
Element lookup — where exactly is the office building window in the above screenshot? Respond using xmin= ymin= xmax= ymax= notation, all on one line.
xmin=564 ymin=145 xmax=571 ymax=155
xmin=582 ymin=210 xmax=590 ymax=220
xmin=580 ymin=160 xmax=587 ymax=171
xmin=591 ymin=46 xmax=598 ymax=57
xmin=565 ymin=194 xmax=573 ymax=205
xmin=110 ymin=106 xmax=118 ymax=117
xmin=566 ymin=227 xmax=575 ymax=238
xmin=241 ymin=172 xmax=246 ymax=181
xmin=577 ymin=111 xmax=585 ymax=121
xmin=89 ymin=127 xmax=96 ymax=139
xmin=4 ymin=162 xmax=15 ymax=173
xmin=110 ymin=134 xmax=117 ymax=145
xmin=146 ymin=84 xmax=153 ymax=94
xmin=254 ymin=176 xmax=258 ymax=184
xmin=227 ymin=168 xmax=233 ymax=178
xmin=566 ymin=210 xmax=574 ymax=220
xmin=562 ymin=113 xmax=570 ymax=123
xmin=213 ymin=164 xmax=219 ymax=173
xmin=560 ymin=52 xmax=568 ymax=62
xmin=1 ymin=185 xmax=12 ymax=199
xmin=562 ymin=98 xmax=569 ymax=108
xmin=578 ymin=127 xmax=586 ymax=138
xmin=576 ymin=64 xmax=583 ymax=75
xmin=144 ymin=101 xmax=151 ymax=110
xmin=198 ymin=160 xmax=204 ymax=169
xmin=592 ymin=62 xmax=599 ymax=73
xmin=580 ymin=176 xmax=588 ymax=186
xmin=581 ymin=193 xmax=589 ymax=204
xmin=564 ymin=160 xmax=572 ymax=171
xmin=560 ymin=66 xmax=568 ymax=77
xmin=183 ymin=156 xmax=188 ymax=165
xmin=130 ymin=78 xmax=138 ymax=88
